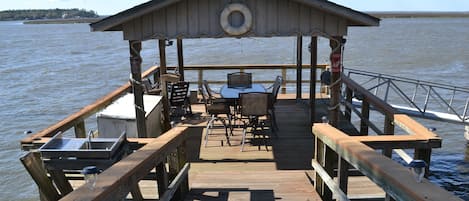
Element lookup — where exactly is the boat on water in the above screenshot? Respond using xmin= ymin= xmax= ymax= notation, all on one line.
xmin=19 ymin=0 xmax=464 ymax=200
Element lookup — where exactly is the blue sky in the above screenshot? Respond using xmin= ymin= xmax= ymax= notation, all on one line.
xmin=1 ymin=0 xmax=468 ymax=15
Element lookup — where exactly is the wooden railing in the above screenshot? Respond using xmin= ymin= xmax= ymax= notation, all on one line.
xmin=20 ymin=66 xmax=161 ymax=150
xmin=59 ymin=126 xmax=190 ymax=201
xmin=312 ymin=123 xmax=461 ymax=201
xmin=20 ymin=64 xmax=327 ymax=150
xmin=312 ymin=74 xmax=455 ymax=200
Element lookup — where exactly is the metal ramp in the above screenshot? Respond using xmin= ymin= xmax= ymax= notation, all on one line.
xmin=344 ymin=68 xmax=469 ymax=125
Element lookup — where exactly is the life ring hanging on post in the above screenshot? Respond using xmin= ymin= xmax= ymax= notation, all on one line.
xmin=220 ymin=3 xmax=253 ymax=36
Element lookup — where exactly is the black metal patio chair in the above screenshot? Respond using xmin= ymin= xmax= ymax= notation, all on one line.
xmin=239 ymin=92 xmax=272 ymax=152
xmin=200 ymin=83 xmax=232 ymax=147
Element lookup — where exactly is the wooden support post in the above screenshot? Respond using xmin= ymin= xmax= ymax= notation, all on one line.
xmin=414 ymin=148 xmax=432 ymax=178
xmin=323 ymin=146 xmax=336 ymax=201
xmin=197 ymin=69 xmax=203 ymax=92
xmin=338 ymin=157 xmax=349 ymax=195
xmin=329 ymin=36 xmax=344 ymax=127
xmin=296 ymin=34 xmax=303 ymax=101
xmin=281 ymin=67 xmax=287 ymax=94
xmin=159 ymin=39 xmax=172 ymax=132
xmin=48 ymin=169 xmax=73 ymax=195
xmin=129 ymin=40 xmax=147 ymax=138
xmin=315 ymin=138 xmax=325 ymax=197
xmin=383 ymin=115 xmax=395 ymax=157
xmin=156 ymin=162 xmax=169 ymax=197
xmin=74 ymin=121 xmax=86 ymax=138
xmin=177 ymin=38 xmax=184 ymax=81
xmin=310 ymin=36 xmax=318 ymax=123
xmin=130 ymin=182 xmax=144 ymax=201
xmin=175 ymin=140 xmax=188 ymax=200
xmin=20 ymin=152 xmax=61 ymax=201
xmin=360 ymin=98 xmax=370 ymax=135
xmin=344 ymin=87 xmax=353 ymax=122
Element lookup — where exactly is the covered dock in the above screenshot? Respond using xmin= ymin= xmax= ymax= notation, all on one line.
xmin=19 ymin=0 xmax=463 ymax=201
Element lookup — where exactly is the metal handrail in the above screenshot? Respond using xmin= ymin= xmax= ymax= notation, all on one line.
xmin=345 ymin=68 xmax=469 ymax=124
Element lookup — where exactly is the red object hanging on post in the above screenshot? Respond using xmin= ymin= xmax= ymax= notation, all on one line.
xmin=331 ymin=53 xmax=341 ymax=73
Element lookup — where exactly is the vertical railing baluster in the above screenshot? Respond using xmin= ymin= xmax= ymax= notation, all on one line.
xmin=423 ymin=86 xmax=432 ymax=113
xmin=448 ymin=88 xmax=456 ymax=112
xmin=282 ymin=67 xmax=287 ymax=94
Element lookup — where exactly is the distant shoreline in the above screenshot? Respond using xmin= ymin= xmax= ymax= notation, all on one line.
xmin=19 ymin=11 xmax=469 ymax=24
xmin=368 ymin=11 xmax=469 ymax=18
xmin=23 ymin=17 xmax=103 ymax=24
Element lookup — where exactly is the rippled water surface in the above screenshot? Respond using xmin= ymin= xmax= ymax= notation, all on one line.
xmin=0 ymin=18 xmax=468 ymax=200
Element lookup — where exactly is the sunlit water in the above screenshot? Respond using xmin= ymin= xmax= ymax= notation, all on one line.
xmin=0 ymin=18 xmax=468 ymax=200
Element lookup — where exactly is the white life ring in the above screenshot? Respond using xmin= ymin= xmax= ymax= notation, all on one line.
xmin=220 ymin=3 xmax=253 ymax=36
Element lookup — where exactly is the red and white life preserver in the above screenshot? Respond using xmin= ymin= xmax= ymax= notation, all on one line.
xmin=220 ymin=3 xmax=253 ymax=36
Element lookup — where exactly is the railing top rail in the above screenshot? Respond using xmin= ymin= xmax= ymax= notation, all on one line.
xmin=345 ymin=67 xmax=469 ymax=92
xmin=60 ymin=126 xmax=188 ymax=201
xmin=313 ymin=123 xmax=461 ymax=201
xmin=170 ymin=63 xmax=328 ymax=70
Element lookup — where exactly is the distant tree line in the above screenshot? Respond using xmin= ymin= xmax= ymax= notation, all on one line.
xmin=0 ymin=8 xmax=99 ymax=21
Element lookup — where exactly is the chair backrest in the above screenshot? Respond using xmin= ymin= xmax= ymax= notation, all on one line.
xmin=200 ymin=82 xmax=214 ymax=112
xmin=240 ymin=92 xmax=269 ymax=116
xmin=169 ymin=81 xmax=189 ymax=106
xmin=202 ymin=80 xmax=215 ymax=101
xmin=271 ymin=76 xmax=283 ymax=105
xmin=227 ymin=72 xmax=252 ymax=88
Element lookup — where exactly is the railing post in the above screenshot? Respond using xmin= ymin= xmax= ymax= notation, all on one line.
xmin=74 ymin=121 xmax=86 ymax=138
xmin=168 ymin=140 xmax=188 ymax=201
xmin=338 ymin=157 xmax=349 ymax=195
xmin=414 ymin=148 xmax=432 ymax=178
xmin=383 ymin=115 xmax=395 ymax=157
xmin=315 ymin=135 xmax=335 ymax=201
xmin=323 ymin=146 xmax=336 ymax=201
xmin=360 ymin=98 xmax=370 ymax=135
xmin=198 ymin=69 xmax=203 ymax=91
xmin=345 ymin=87 xmax=353 ymax=122
xmin=156 ymin=161 xmax=169 ymax=197
xmin=281 ymin=67 xmax=287 ymax=94
xmin=315 ymin=137 xmax=325 ymax=198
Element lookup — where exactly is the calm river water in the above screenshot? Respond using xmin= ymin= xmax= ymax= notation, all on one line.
xmin=0 ymin=18 xmax=468 ymax=200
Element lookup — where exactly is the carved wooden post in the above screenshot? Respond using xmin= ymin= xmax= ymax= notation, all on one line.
xmin=159 ymin=39 xmax=172 ymax=132
xmin=296 ymin=34 xmax=303 ymax=101
xmin=129 ymin=40 xmax=147 ymax=138
xmin=329 ymin=36 xmax=344 ymax=127
xmin=310 ymin=36 xmax=318 ymax=123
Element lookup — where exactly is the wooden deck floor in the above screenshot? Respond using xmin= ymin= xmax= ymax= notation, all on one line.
xmin=178 ymin=94 xmax=382 ymax=200
xmin=184 ymin=97 xmax=320 ymax=200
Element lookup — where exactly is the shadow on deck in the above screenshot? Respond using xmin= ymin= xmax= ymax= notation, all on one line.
xmin=179 ymin=96 xmax=326 ymax=200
